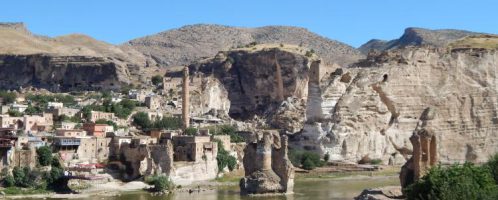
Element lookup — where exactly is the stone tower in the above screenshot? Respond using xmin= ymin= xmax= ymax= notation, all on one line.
xmin=182 ymin=66 xmax=190 ymax=130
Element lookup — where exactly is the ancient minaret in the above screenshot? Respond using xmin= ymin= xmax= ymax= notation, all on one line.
xmin=182 ymin=66 xmax=190 ymax=130
xmin=275 ymin=54 xmax=285 ymax=102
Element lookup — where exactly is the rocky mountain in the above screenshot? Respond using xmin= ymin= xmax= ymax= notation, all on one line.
xmin=126 ymin=24 xmax=363 ymax=67
xmin=0 ymin=22 xmax=156 ymax=91
xmin=358 ymin=27 xmax=482 ymax=54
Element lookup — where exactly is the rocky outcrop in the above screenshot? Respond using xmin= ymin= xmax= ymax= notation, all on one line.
xmin=359 ymin=27 xmax=481 ymax=54
xmin=127 ymin=24 xmax=363 ymax=67
xmin=299 ymin=47 xmax=498 ymax=164
xmin=240 ymin=130 xmax=294 ymax=195
xmin=0 ymin=54 xmax=130 ymax=91
xmin=0 ymin=22 xmax=156 ymax=91
xmin=187 ymin=46 xmax=316 ymax=131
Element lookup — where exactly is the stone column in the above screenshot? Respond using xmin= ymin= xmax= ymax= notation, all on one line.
xmin=257 ymin=132 xmax=273 ymax=170
xmin=275 ymin=54 xmax=284 ymax=102
xmin=182 ymin=66 xmax=190 ymax=130
xmin=429 ymin=136 xmax=438 ymax=166
xmin=410 ymin=134 xmax=421 ymax=180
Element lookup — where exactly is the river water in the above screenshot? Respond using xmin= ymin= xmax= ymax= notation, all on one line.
xmin=56 ymin=175 xmax=398 ymax=200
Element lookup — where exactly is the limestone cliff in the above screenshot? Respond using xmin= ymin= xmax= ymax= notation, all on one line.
xmin=300 ymin=47 xmax=498 ymax=164
xmin=186 ymin=45 xmax=317 ymax=130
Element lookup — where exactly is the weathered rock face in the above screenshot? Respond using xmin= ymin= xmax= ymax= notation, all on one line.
xmin=188 ymin=47 xmax=313 ymax=127
xmin=118 ymin=142 xmax=174 ymax=180
xmin=240 ymin=130 xmax=294 ymax=195
xmin=0 ymin=54 xmax=130 ymax=91
xmin=299 ymin=47 xmax=498 ymax=164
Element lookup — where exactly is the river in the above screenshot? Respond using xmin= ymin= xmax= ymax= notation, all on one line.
xmin=31 ymin=175 xmax=397 ymax=200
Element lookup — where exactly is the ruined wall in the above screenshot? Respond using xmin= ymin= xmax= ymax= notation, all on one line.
xmin=0 ymin=54 xmax=130 ymax=91
xmin=118 ymin=142 xmax=174 ymax=180
xmin=299 ymin=47 xmax=498 ymax=164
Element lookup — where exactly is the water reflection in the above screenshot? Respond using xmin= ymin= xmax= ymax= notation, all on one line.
xmin=37 ymin=176 xmax=398 ymax=200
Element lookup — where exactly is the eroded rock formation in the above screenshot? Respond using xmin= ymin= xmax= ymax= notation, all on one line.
xmin=400 ymin=107 xmax=438 ymax=188
xmin=299 ymin=47 xmax=498 ymax=164
xmin=240 ymin=130 xmax=294 ymax=195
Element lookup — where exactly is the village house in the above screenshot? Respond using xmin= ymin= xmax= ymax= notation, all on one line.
xmin=0 ymin=105 xmax=9 ymax=114
xmin=145 ymin=95 xmax=161 ymax=110
xmin=22 ymin=113 xmax=53 ymax=134
xmin=89 ymin=111 xmax=115 ymax=122
xmin=0 ymin=115 xmax=23 ymax=129
xmin=172 ymin=135 xmax=218 ymax=162
xmin=10 ymin=103 xmax=28 ymax=113
xmin=83 ymin=123 xmax=107 ymax=137
xmin=51 ymin=107 xmax=81 ymax=118
xmin=47 ymin=102 xmax=63 ymax=109
xmin=60 ymin=121 xmax=78 ymax=130
xmin=55 ymin=129 xmax=87 ymax=137
xmin=128 ymin=89 xmax=151 ymax=102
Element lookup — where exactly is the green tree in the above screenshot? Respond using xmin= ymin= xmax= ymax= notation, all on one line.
xmin=486 ymin=153 xmax=498 ymax=184
xmin=0 ymin=91 xmax=16 ymax=104
xmin=95 ymin=119 xmax=118 ymax=130
xmin=405 ymin=163 xmax=497 ymax=200
xmin=8 ymin=109 xmax=22 ymax=117
xmin=132 ymin=112 xmax=151 ymax=129
xmin=3 ymin=174 xmax=14 ymax=187
xmin=151 ymin=75 xmax=163 ymax=86
xmin=215 ymin=140 xmax=237 ymax=172
xmin=302 ymin=157 xmax=316 ymax=170
xmin=36 ymin=146 xmax=53 ymax=166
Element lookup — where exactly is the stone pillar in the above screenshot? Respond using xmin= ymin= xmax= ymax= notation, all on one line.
xmin=182 ymin=66 xmax=190 ymax=130
xmin=275 ymin=54 xmax=284 ymax=102
xmin=429 ymin=136 xmax=438 ymax=166
xmin=257 ymin=132 xmax=273 ymax=170
xmin=410 ymin=134 xmax=421 ymax=181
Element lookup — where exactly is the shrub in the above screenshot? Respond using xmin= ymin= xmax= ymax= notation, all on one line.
xmin=324 ymin=153 xmax=330 ymax=162
xmin=305 ymin=49 xmax=315 ymax=57
xmin=8 ymin=109 xmax=22 ymax=117
xmin=370 ymin=159 xmax=383 ymax=165
xmin=145 ymin=175 xmax=174 ymax=192
xmin=208 ymin=124 xmax=244 ymax=143
xmin=486 ymin=153 xmax=498 ymax=184
xmin=151 ymin=75 xmax=163 ymax=86
xmin=3 ymin=175 xmax=14 ymax=187
xmin=215 ymin=140 xmax=237 ymax=172
xmin=405 ymin=163 xmax=497 ymax=200
xmin=132 ymin=112 xmax=152 ymax=129
xmin=184 ymin=127 xmax=198 ymax=135
xmin=289 ymin=149 xmax=324 ymax=170
xmin=36 ymin=146 xmax=53 ymax=166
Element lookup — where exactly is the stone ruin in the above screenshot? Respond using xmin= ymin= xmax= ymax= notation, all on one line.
xmin=400 ymin=107 xmax=438 ymax=188
xmin=240 ymin=130 xmax=294 ymax=195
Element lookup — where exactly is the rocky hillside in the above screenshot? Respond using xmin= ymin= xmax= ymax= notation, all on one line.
xmin=126 ymin=24 xmax=363 ymax=67
xmin=0 ymin=22 xmax=156 ymax=91
xmin=358 ymin=27 xmax=481 ymax=54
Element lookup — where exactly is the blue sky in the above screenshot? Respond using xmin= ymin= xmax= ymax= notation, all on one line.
xmin=1 ymin=0 xmax=497 ymax=47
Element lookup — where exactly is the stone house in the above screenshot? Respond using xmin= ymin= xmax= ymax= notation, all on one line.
xmin=60 ymin=121 xmax=78 ymax=130
xmin=128 ymin=89 xmax=151 ymax=102
xmin=55 ymin=129 xmax=87 ymax=137
xmin=22 ymin=113 xmax=53 ymax=133
xmin=145 ymin=95 xmax=161 ymax=110
xmin=163 ymin=76 xmax=182 ymax=96
xmin=51 ymin=107 xmax=81 ymax=118
xmin=83 ymin=123 xmax=107 ymax=137
xmin=172 ymin=135 xmax=218 ymax=162
xmin=89 ymin=111 xmax=115 ymax=122
xmin=54 ymin=136 xmax=111 ymax=164
xmin=0 ymin=115 xmax=23 ymax=128
xmin=0 ymin=105 xmax=9 ymax=114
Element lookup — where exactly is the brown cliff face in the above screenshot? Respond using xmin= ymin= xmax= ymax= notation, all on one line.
xmin=0 ymin=54 xmax=129 ymax=91
xmin=188 ymin=45 xmax=313 ymax=123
